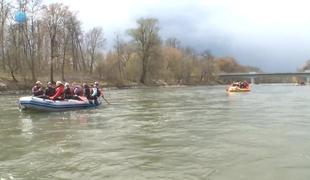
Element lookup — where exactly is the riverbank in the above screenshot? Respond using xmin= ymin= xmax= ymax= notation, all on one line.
xmin=0 ymin=76 xmax=223 ymax=95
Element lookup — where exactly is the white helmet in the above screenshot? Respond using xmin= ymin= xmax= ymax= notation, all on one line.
xmin=56 ymin=81 xmax=62 ymax=86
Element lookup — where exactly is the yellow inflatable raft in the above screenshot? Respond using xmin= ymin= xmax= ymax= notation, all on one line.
xmin=226 ymin=86 xmax=251 ymax=92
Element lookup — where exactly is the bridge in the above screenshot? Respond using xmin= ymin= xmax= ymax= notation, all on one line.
xmin=218 ymin=72 xmax=310 ymax=84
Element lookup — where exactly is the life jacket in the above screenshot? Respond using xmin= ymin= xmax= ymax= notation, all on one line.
xmin=92 ymin=87 xmax=101 ymax=97
xmin=50 ymin=84 xmax=64 ymax=100
xmin=45 ymin=87 xmax=55 ymax=97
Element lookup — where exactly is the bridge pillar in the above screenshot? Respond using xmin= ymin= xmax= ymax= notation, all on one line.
xmin=250 ymin=77 xmax=255 ymax=84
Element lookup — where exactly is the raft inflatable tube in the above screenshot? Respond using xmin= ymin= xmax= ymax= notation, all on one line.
xmin=226 ymin=86 xmax=251 ymax=92
xmin=19 ymin=96 xmax=101 ymax=112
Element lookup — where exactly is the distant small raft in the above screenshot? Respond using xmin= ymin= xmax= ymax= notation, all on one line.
xmin=19 ymin=96 xmax=101 ymax=112
xmin=226 ymin=86 xmax=251 ymax=92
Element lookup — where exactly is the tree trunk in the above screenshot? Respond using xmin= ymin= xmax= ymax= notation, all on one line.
xmin=71 ymin=36 xmax=77 ymax=71
xmin=118 ymin=59 xmax=123 ymax=80
xmin=50 ymin=38 xmax=54 ymax=83
xmin=30 ymin=19 xmax=36 ymax=82
xmin=1 ymin=7 xmax=7 ymax=71
xmin=61 ymin=44 xmax=66 ymax=81
xmin=76 ymin=35 xmax=86 ymax=71
xmin=31 ymin=58 xmax=36 ymax=82
xmin=6 ymin=49 xmax=18 ymax=82
xmin=50 ymin=56 xmax=54 ymax=83
xmin=140 ymin=56 xmax=147 ymax=84
xmin=10 ymin=70 xmax=18 ymax=82
xmin=117 ymin=47 xmax=123 ymax=80
xmin=1 ymin=26 xmax=5 ymax=70
xmin=90 ymin=52 xmax=94 ymax=74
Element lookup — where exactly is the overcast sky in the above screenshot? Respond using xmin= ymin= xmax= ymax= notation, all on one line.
xmin=46 ymin=0 xmax=310 ymax=72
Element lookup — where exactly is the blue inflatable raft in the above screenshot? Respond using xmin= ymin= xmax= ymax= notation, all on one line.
xmin=19 ymin=96 xmax=101 ymax=112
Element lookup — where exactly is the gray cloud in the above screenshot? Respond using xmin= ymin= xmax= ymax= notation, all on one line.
xmin=49 ymin=0 xmax=310 ymax=72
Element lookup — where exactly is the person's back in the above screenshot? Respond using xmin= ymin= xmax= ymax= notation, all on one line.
xmin=70 ymin=86 xmax=82 ymax=100
xmin=73 ymin=86 xmax=81 ymax=96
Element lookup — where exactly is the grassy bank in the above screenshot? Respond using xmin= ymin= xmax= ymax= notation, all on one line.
xmin=0 ymin=71 xmax=224 ymax=95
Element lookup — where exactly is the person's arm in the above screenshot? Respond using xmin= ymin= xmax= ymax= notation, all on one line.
xmin=32 ymin=86 xmax=39 ymax=94
xmin=50 ymin=88 xmax=61 ymax=100
xmin=32 ymin=86 xmax=36 ymax=95
xmin=32 ymin=86 xmax=43 ymax=96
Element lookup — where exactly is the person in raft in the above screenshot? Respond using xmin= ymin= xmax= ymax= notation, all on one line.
xmin=82 ymin=83 xmax=91 ymax=99
xmin=91 ymin=81 xmax=101 ymax=105
xmin=73 ymin=84 xmax=82 ymax=96
xmin=32 ymin=81 xmax=44 ymax=97
xmin=50 ymin=81 xmax=65 ymax=101
xmin=70 ymin=84 xmax=83 ymax=100
xmin=64 ymin=82 xmax=73 ymax=99
xmin=243 ymin=81 xmax=249 ymax=88
xmin=45 ymin=82 xmax=55 ymax=97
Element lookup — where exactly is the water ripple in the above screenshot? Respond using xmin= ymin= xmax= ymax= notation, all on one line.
xmin=1 ymin=85 xmax=310 ymax=179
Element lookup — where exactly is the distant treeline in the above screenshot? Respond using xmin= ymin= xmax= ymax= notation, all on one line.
xmin=0 ymin=1 xmax=260 ymax=87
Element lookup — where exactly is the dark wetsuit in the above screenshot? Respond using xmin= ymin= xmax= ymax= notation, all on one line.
xmin=45 ymin=87 xmax=55 ymax=97
xmin=83 ymin=86 xmax=91 ymax=99
xmin=64 ymin=87 xmax=73 ymax=99
xmin=32 ymin=85 xmax=44 ymax=96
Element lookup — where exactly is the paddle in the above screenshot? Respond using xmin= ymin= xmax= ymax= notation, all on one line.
xmin=102 ymin=96 xmax=111 ymax=105
xmin=99 ymin=88 xmax=111 ymax=105
xmin=78 ymin=95 xmax=110 ymax=105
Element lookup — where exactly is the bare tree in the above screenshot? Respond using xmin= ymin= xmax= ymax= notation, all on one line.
xmin=65 ymin=14 xmax=81 ymax=71
xmin=59 ymin=10 xmax=74 ymax=81
xmin=6 ymin=24 xmax=20 ymax=82
xmin=43 ymin=3 xmax=68 ymax=82
xmin=85 ymin=27 xmax=105 ymax=74
xmin=200 ymin=50 xmax=215 ymax=82
xmin=22 ymin=0 xmax=44 ymax=82
xmin=165 ymin=37 xmax=181 ymax=49
xmin=114 ymin=33 xmax=123 ymax=80
xmin=114 ymin=33 xmax=133 ymax=80
xmin=0 ymin=0 xmax=10 ymax=70
xmin=128 ymin=18 xmax=161 ymax=84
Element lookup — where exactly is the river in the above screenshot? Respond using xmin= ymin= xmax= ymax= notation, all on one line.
xmin=1 ymin=84 xmax=310 ymax=180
